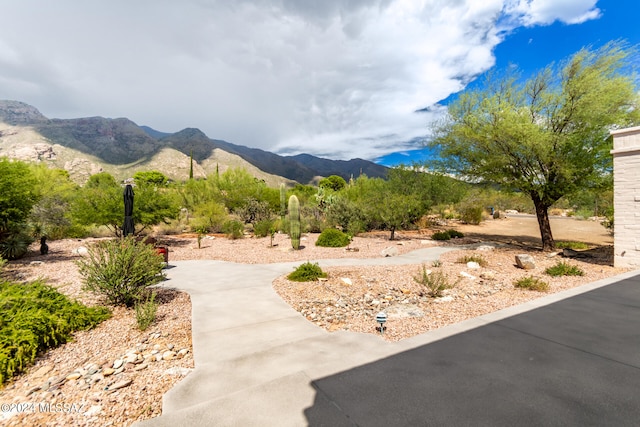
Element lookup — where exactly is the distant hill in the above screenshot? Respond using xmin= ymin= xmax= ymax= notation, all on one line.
xmin=0 ymin=100 xmax=388 ymax=185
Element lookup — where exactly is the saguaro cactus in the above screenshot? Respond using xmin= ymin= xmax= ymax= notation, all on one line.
xmin=288 ymin=195 xmax=300 ymax=250
xmin=280 ymin=183 xmax=286 ymax=222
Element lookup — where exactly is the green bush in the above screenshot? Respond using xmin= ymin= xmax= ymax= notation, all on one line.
xmin=431 ymin=231 xmax=451 ymax=241
xmin=431 ymin=229 xmax=464 ymax=241
xmin=514 ymin=276 xmax=549 ymax=292
xmin=0 ymin=279 xmax=110 ymax=384
xmin=76 ymin=237 xmax=166 ymax=307
xmin=254 ymin=218 xmax=276 ymax=238
xmin=287 ymin=262 xmax=327 ymax=282
xmin=459 ymin=205 xmax=484 ymax=225
xmin=555 ymin=241 xmax=590 ymax=250
xmin=222 ymin=220 xmax=244 ymax=239
xmin=316 ymin=228 xmax=351 ymax=247
xmin=446 ymin=229 xmax=464 ymax=238
xmin=545 ymin=261 xmax=584 ymax=277
xmin=0 ymin=231 xmax=33 ymax=260
xmin=413 ymin=264 xmax=453 ymax=298
xmin=456 ymin=255 xmax=488 ymax=267
xmin=135 ymin=291 xmax=158 ymax=331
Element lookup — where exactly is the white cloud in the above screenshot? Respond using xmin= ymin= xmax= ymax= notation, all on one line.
xmin=503 ymin=0 xmax=601 ymax=26
xmin=0 ymin=0 xmax=602 ymax=160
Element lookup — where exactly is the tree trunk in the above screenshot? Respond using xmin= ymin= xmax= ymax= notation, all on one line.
xmin=389 ymin=226 xmax=396 ymax=241
xmin=532 ymin=196 xmax=555 ymax=251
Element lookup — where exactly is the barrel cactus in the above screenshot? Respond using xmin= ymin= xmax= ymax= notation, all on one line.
xmin=288 ymin=195 xmax=300 ymax=250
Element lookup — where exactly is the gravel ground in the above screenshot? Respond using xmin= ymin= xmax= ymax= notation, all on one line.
xmin=0 ymin=224 xmax=628 ymax=426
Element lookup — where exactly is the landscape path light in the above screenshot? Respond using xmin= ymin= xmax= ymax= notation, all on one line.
xmin=376 ymin=311 xmax=387 ymax=335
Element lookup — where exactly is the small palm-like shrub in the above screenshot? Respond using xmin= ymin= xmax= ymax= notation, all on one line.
xmin=545 ymin=261 xmax=584 ymax=277
xmin=514 ymin=276 xmax=549 ymax=292
xmin=316 ymin=228 xmax=351 ymax=247
xmin=0 ymin=231 xmax=33 ymax=260
xmin=456 ymin=255 xmax=488 ymax=267
xmin=287 ymin=262 xmax=327 ymax=282
xmin=0 ymin=279 xmax=110 ymax=384
xmin=414 ymin=264 xmax=453 ymax=298
xmin=76 ymin=237 xmax=165 ymax=307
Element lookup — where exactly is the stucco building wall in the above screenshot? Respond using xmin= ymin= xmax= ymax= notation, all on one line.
xmin=611 ymin=126 xmax=640 ymax=268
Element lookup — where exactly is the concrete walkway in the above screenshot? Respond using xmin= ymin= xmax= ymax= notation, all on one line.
xmin=134 ymin=248 xmax=640 ymax=427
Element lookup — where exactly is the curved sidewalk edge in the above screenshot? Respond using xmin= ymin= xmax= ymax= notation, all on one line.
xmin=133 ymin=247 xmax=640 ymax=427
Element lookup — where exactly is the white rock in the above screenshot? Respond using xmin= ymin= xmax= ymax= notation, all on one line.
xmin=73 ymin=246 xmax=88 ymax=255
xmin=83 ymin=405 xmax=102 ymax=417
xmin=164 ymin=367 xmax=193 ymax=376
xmin=381 ymin=246 xmax=399 ymax=257
xmin=434 ymin=296 xmax=454 ymax=303
xmin=112 ymin=359 xmax=124 ymax=369
xmin=476 ymin=245 xmax=495 ymax=251
xmin=162 ymin=351 xmax=177 ymax=361
xmin=515 ymin=254 xmax=536 ymax=270
xmin=466 ymin=261 xmax=481 ymax=269
xmin=340 ymin=277 xmax=352 ymax=285
xmin=460 ymin=271 xmax=476 ymax=280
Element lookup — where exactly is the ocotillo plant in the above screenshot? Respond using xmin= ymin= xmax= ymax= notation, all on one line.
xmin=279 ymin=183 xmax=286 ymax=222
xmin=288 ymin=195 xmax=300 ymax=250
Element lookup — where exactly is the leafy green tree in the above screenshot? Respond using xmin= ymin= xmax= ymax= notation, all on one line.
xmin=71 ymin=172 xmax=179 ymax=236
xmin=71 ymin=173 xmax=122 ymax=234
xmin=319 ymin=175 xmax=347 ymax=192
xmin=133 ymin=170 xmax=168 ymax=187
xmin=430 ymin=43 xmax=639 ymax=250
xmin=0 ymin=158 xmax=39 ymax=230
xmin=28 ymin=165 xmax=78 ymax=239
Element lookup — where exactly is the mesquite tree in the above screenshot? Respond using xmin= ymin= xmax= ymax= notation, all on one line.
xmin=430 ymin=42 xmax=639 ymax=250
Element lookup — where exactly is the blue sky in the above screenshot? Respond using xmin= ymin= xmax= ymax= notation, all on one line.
xmin=377 ymin=0 xmax=640 ymax=166
xmin=1 ymin=1 xmax=638 ymax=164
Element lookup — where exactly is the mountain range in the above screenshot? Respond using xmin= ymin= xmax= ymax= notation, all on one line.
xmin=0 ymin=100 xmax=388 ymax=185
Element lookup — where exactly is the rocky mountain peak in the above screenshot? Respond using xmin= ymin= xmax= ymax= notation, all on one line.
xmin=0 ymin=100 xmax=49 ymax=125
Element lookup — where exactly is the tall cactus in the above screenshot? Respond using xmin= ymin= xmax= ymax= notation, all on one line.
xmin=279 ymin=183 xmax=286 ymax=222
xmin=288 ymin=195 xmax=300 ymax=250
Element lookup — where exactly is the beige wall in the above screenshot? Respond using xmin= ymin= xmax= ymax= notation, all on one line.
xmin=611 ymin=126 xmax=640 ymax=268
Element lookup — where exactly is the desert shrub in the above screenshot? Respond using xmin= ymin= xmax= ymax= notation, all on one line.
xmin=545 ymin=261 xmax=584 ymax=277
xmin=432 ymin=259 xmax=442 ymax=267
xmin=413 ymin=264 xmax=453 ymax=298
xmin=316 ymin=228 xmax=351 ymax=248
xmin=0 ymin=231 xmax=33 ymax=260
xmin=254 ymin=218 xmax=276 ymax=238
xmin=446 ymin=229 xmax=464 ymax=238
xmin=222 ymin=220 xmax=244 ymax=239
xmin=459 ymin=205 xmax=484 ymax=225
xmin=514 ymin=276 xmax=549 ymax=292
xmin=135 ymin=291 xmax=158 ymax=331
xmin=431 ymin=231 xmax=451 ymax=241
xmin=76 ymin=237 xmax=166 ymax=307
xmin=0 ymin=279 xmax=110 ymax=384
xmin=287 ymin=262 xmax=327 ymax=282
xmin=555 ymin=241 xmax=590 ymax=250
xmin=456 ymin=255 xmax=488 ymax=267
xmin=431 ymin=229 xmax=464 ymax=241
